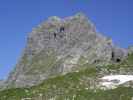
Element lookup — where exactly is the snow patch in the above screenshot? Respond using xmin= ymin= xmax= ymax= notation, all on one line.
xmin=100 ymin=75 xmax=133 ymax=89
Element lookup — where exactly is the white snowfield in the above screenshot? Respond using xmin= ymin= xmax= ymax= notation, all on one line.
xmin=100 ymin=75 xmax=133 ymax=89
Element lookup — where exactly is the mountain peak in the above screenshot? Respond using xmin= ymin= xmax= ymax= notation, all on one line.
xmin=6 ymin=13 xmax=127 ymax=88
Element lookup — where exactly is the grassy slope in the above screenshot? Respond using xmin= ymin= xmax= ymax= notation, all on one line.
xmin=0 ymin=54 xmax=133 ymax=100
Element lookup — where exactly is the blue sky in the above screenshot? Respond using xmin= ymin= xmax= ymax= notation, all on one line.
xmin=0 ymin=0 xmax=133 ymax=79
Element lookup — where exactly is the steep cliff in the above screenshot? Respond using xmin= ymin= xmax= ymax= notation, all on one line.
xmin=6 ymin=13 xmax=127 ymax=88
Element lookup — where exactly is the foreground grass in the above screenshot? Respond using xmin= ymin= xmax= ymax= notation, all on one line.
xmin=0 ymin=66 xmax=133 ymax=100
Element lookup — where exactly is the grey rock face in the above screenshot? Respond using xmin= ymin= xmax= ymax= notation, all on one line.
xmin=6 ymin=13 xmax=127 ymax=88
xmin=111 ymin=47 xmax=127 ymax=62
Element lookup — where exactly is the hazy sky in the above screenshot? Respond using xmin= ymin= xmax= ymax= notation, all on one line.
xmin=0 ymin=0 xmax=132 ymax=79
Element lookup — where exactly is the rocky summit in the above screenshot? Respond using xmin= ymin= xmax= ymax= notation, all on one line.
xmin=6 ymin=13 xmax=127 ymax=88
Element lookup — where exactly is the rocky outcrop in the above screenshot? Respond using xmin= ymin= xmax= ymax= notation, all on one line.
xmin=111 ymin=47 xmax=127 ymax=63
xmin=6 ymin=13 xmax=127 ymax=88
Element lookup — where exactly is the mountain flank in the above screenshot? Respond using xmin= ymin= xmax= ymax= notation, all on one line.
xmin=0 ymin=13 xmax=133 ymax=100
xmin=5 ymin=13 xmax=128 ymax=88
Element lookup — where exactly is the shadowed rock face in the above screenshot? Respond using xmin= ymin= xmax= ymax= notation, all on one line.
xmin=6 ymin=13 xmax=127 ymax=88
xmin=111 ymin=47 xmax=127 ymax=62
